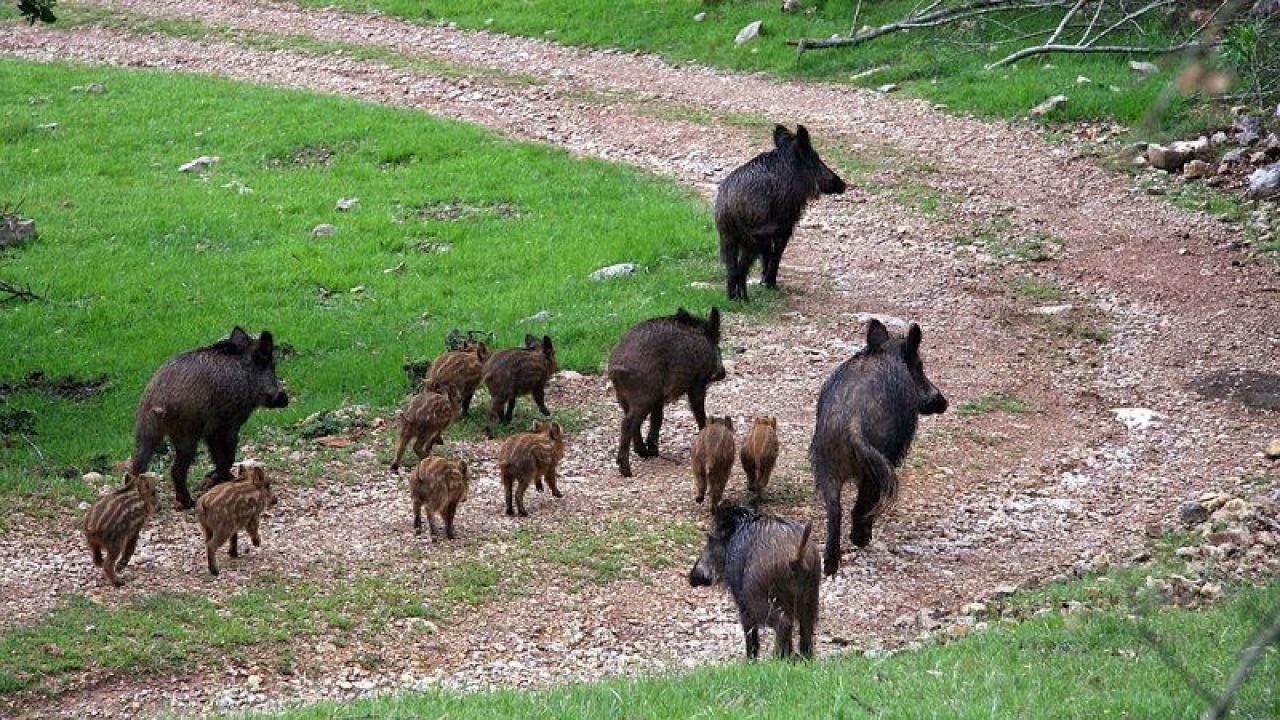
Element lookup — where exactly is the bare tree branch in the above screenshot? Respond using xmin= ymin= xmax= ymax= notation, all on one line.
xmin=0 ymin=280 xmax=40 ymax=303
xmin=792 ymin=0 xmax=1067 ymax=50
xmin=986 ymin=39 xmax=1209 ymax=68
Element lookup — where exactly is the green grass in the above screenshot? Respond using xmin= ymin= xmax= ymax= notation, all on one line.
xmin=241 ymin=579 xmax=1280 ymax=719
xmin=955 ymin=391 xmax=1028 ymax=417
xmin=288 ymin=0 xmax=1214 ymax=133
xmin=0 ymin=59 xmax=758 ymax=499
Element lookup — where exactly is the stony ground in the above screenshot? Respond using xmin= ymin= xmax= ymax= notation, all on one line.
xmin=2 ymin=1 xmax=1278 ymax=717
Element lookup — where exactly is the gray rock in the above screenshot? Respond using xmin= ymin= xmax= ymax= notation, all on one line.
xmin=179 ymin=155 xmax=221 ymax=173
xmin=1183 ymin=159 xmax=1212 ymax=179
xmin=1146 ymin=144 xmax=1194 ymax=172
xmin=735 ymin=21 xmax=763 ymax=45
xmin=335 ymin=197 xmax=360 ymax=211
xmin=86 ymin=82 xmax=106 ymax=94
xmin=877 ymin=83 xmax=899 ymax=94
xmin=0 ymin=215 xmax=36 ymax=249
xmin=1234 ymin=114 xmax=1263 ymax=145
xmin=311 ymin=223 xmax=337 ymax=239
xmin=1265 ymin=438 xmax=1280 ymax=460
xmin=1029 ymin=94 xmax=1068 ymax=118
xmin=589 ymin=262 xmax=637 ymax=281
xmin=693 ymin=11 xmax=706 ymax=21
xmin=520 ymin=310 xmax=552 ymax=324
xmin=1220 ymin=148 xmax=1246 ymax=165
xmin=1248 ymin=161 xmax=1280 ymax=200
xmin=1179 ymin=500 xmax=1209 ymax=527
xmin=1129 ymin=60 xmax=1160 ymax=74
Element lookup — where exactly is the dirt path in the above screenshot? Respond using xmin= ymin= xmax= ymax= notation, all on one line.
xmin=2 ymin=1 xmax=1278 ymax=716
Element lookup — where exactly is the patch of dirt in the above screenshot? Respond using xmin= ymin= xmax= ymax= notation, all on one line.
xmin=1190 ymin=369 xmax=1280 ymax=410
xmin=1 ymin=1 xmax=1278 ymax=717
xmin=0 ymin=370 xmax=111 ymax=401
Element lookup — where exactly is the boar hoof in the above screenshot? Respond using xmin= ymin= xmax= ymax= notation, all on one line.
xmin=850 ymin=526 xmax=873 ymax=548
xmin=551 ymin=489 xmax=562 ymax=498
xmin=618 ymin=463 xmax=633 ymax=478
xmin=695 ymin=494 xmax=704 ymax=504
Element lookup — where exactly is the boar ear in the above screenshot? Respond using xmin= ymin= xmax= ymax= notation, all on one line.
xmin=796 ymin=124 xmax=812 ymax=149
xmin=542 ymin=335 xmax=554 ymax=354
xmin=457 ymin=460 xmax=468 ymax=476
xmin=550 ymin=421 xmax=563 ymax=441
xmin=772 ymin=124 xmax=794 ymax=148
xmin=768 ymin=416 xmax=777 ymax=428
xmin=906 ymin=323 xmax=923 ymax=359
xmin=865 ymin=319 xmax=889 ymax=352
xmin=524 ymin=333 xmax=538 ymax=349
xmin=708 ymin=307 xmax=721 ymax=338
xmin=228 ymin=327 xmax=253 ymax=352
xmin=253 ymin=331 xmax=276 ymax=366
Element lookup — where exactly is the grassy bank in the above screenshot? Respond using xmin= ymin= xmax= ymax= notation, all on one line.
xmin=0 ymin=60 xmax=740 ymax=500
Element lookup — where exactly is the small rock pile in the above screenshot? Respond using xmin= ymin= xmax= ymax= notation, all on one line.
xmin=1138 ymin=109 xmax=1280 ymax=201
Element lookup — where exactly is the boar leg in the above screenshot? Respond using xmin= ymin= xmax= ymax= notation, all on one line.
xmin=616 ymin=411 xmax=643 ymax=477
xmin=390 ymin=427 xmax=413 ymax=471
xmin=204 ymin=429 xmax=238 ymax=490
xmin=849 ymin=439 xmax=896 ymax=548
xmin=797 ymin=590 xmax=818 ymax=658
xmin=687 ymin=386 xmax=709 ymax=430
xmin=118 ymin=529 xmax=140 ymax=569
xmin=639 ymin=405 xmax=662 ymax=457
xmin=443 ymin=502 xmax=459 ymax=539
xmin=228 ymin=532 xmax=239 ymax=558
xmin=413 ymin=500 xmax=424 ymax=535
xmin=514 ymin=476 xmax=530 ymax=517
xmin=694 ymin=467 xmax=707 ymax=504
xmin=817 ymin=473 xmax=844 ymax=577
xmin=503 ymin=471 xmax=517 ymax=516
xmin=742 ymin=621 xmax=760 ymax=660
xmin=247 ymin=517 xmax=262 ymax=547
xmin=412 ymin=434 xmax=432 ymax=461
xmin=170 ymin=435 xmax=200 ymax=509
xmin=89 ymin=540 xmax=104 ymax=567
xmin=532 ymin=386 xmax=551 ymax=417
xmin=774 ymin=614 xmax=794 ymax=659
xmin=504 ymin=398 xmax=517 ymax=423
xmin=544 ymin=470 xmax=562 ymax=499
xmin=102 ymin=545 xmax=124 ymax=586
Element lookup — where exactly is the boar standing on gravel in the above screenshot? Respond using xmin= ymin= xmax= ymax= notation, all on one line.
xmin=482 ymin=335 xmax=557 ymax=436
xmin=425 ymin=340 xmax=490 ymax=415
xmin=607 ymin=308 xmax=727 ymax=477
xmin=497 ymin=419 xmax=566 ymax=517
xmin=741 ymin=416 xmax=780 ymax=497
xmin=810 ymin=319 xmax=947 ymax=575
xmin=409 ymin=456 xmax=470 ymax=539
xmin=196 ymin=462 xmax=278 ymax=576
xmin=390 ymin=381 xmax=462 ymax=471
xmin=688 ymin=503 xmax=820 ymax=660
xmin=714 ymin=124 xmax=847 ymax=301
xmin=130 ymin=327 xmax=289 ymax=509
xmin=83 ymin=472 xmax=160 ymax=586
xmin=692 ymin=416 xmax=736 ymax=511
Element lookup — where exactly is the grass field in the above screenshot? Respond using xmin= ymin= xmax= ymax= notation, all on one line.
xmin=0 ymin=59 xmax=753 ymax=501
xmin=247 ymin=575 xmax=1280 ymax=719
xmin=291 ymin=0 xmax=1219 ymax=135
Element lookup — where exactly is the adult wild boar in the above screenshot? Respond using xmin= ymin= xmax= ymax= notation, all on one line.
xmin=715 ymin=124 xmax=846 ymax=301
xmin=809 ymin=319 xmax=946 ymax=575
xmin=607 ymin=308 xmax=726 ymax=477
xmin=130 ymin=327 xmax=289 ymax=509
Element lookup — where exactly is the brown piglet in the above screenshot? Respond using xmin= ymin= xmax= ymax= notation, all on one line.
xmin=83 ymin=472 xmax=161 ymax=586
xmin=409 ymin=456 xmax=470 ymax=539
xmin=497 ymin=419 xmax=565 ymax=517
xmin=196 ymin=462 xmax=278 ymax=576
xmin=391 ymin=381 xmax=462 ymax=471
xmin=425 ymin=341 xmax=490 ymax=415
xmin=482 ymin=335 xmax=557 ymax=436
xmin=740 ymin=416 xmax=779 ymax=496
xmin=692 ymin=416 xmax=736 ymax=511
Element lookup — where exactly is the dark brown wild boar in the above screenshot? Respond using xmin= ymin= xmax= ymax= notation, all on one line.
xmin=83 ymin=472 xmax=160 ymax=586
xmin=689 ymin=503 xmax=820 ymax=659
xmin=810 ymin=319 xmax=947 ymax=575
xmin=496 ymin=419 xmax=565 ymax=517
xmin=607 ymin=308 xmax=726 ymax=477
xmin=740 ymin=416 xmax=780 ymax=496
xmin=715 ymin=124 xmax=846 ymax=301
xmin=409 ymin=456 xmax=470 ymax=539
xmin=692 ymin=416 xmax=736 ymax=511
xmin=425 ymin=341 xmax=490 ymax=415
xmin=196 ymin=462 xmax=278 ymax=576
xmin=390 ymin=381 xmax=462 ymax=471
xmin=130 ymin=327 xmax=289 ymax=509
xmin=482 ymin=335 xmax=557 ymax=435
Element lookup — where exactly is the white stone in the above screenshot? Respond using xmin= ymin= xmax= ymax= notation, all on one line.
xmin=1111 ymin=407 xmax=1163 ymax=431
xmin=1129 ymin=60 xmax=1159 ymax=74
xmin=589 ymin=263 xmax=637 ymax=281
xmin=179 ymin=155 xmax=221 ymax=173
xmin=735 ymin=21 xmax=763 ymax=46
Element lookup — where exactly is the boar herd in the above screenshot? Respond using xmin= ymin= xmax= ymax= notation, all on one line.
xmin=81 ymin=125 xmax=950 ymax=661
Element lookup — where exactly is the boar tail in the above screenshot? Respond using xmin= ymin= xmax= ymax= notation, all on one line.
xmin=851 ymin=436 xmax=898 ymax=522
xmin=791 ymin=522 xmax=812 ymax=570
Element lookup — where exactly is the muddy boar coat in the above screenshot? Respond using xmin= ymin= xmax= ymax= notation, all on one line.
xmin=130 ymin=327 xmax=289 ymax=509
xmin=607 ymin=308 xmax=727 ymax=477
xmin=425 ymin=341 xmax=489 ymax=415
xmin=714 ymin=124 xmax=847 ymax=301
xmin=688 ymin=503 xmax=820 ymax=659
xmin=692 ymin=416 xmax=736 ymax=511
xmin=740 ymin=416 xmax=780 ymax=496
xmin=809 ymin=319 xmax=947 ymax=575
xmin=196 ymin=463 xmax=278 ymax=576
xmin=497 ymin=419 xmax=565 ymax=517
xmin=391 ymin=382 xmax=462 ymax=471
xmin=482 ymin=335 xmax=557 ymax=434
xmin=409 ymin=456 xmax=470 ymax=539
xmin=83 ymin=473 xmax=160 ymax=586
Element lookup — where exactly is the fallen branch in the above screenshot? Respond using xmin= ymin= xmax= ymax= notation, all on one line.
xmin=790 ymin=0 xmax=1068 ymax=51
xmin=0 ymin=280 xmax=40 ymax=303
xmin=986 ymin=39 xmax=1211 ymax=68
